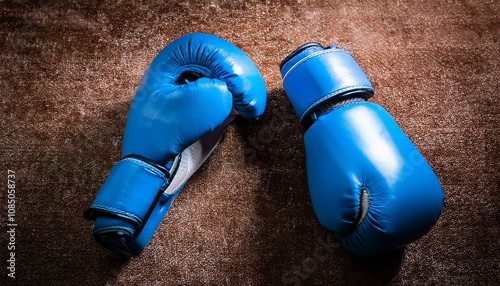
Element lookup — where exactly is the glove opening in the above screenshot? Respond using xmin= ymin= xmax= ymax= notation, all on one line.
xmin=175 ymin=64 xmax=215 ymax=85
xmin=356 ymin=189 xmax=369 ymax=227
xmin=176 ymin=70 xmax=207 ymax=85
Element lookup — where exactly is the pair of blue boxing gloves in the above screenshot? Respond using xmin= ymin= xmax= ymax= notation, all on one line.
xmin=84 ymin=33 xmax=444 ymax=257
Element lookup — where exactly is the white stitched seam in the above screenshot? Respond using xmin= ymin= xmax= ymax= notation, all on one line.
xmin=94 ymin=225 xmax=135 ymax=234
xmin=281 ymin=48 xmax=320 ymax=74
xmin=91 ymin=204 xmax=142 ymax=223
xmin=282 ymin=49 xmax=348 ymax=80
xmin=121 ymin=157 xmax=166 ymax=178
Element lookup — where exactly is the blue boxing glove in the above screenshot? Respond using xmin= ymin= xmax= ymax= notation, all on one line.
xmin=84 ymin=33 xmax=266 ymax=256
xmin=280 ymin=43 xmax=443 ymax=256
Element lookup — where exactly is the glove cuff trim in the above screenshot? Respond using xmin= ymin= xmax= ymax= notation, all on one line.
xmin=121 ymin=154 xmax=171 ymax=179
xmin=281 ymin=45 xmax=374 ymax=125
xmin=83 ymin=155 xmax=178 ymax=242
xmin=84 ymin=204 xmax=142 ymax=225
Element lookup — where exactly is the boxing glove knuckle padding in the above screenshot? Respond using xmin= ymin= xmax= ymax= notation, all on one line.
xmin=280 ymin=42 xmax=444 ymax=257
xmin=84 ymin=33 xmax=266 ymax=256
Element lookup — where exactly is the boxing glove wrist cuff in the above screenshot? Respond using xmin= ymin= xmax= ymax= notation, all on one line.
xmin=310 ymin=96 xmax=366 ymax=123
xmin=83 ymin=155 xmax=178 ymax=254
xmin=280 ymin=43 xmax=374 ymax=125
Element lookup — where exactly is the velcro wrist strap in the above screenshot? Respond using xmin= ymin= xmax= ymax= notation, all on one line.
xmin=84 ymin=111 xmax=238 ymax=256
xmin=83 ymin=156 xmax=169 ymax=254
xmin=281 ymin=45 xmax=374 ymax=125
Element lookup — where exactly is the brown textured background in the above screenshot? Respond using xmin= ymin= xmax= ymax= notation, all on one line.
xmin=1 ymin=0 xmax=499 ymax=285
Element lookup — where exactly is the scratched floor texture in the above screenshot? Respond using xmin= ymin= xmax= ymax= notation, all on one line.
xmin=0 ymin=0 xmax=499 ymax=285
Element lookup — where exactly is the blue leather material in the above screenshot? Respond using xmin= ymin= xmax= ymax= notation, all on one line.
xmin=84 ymin=33 xmax=266 ymax=256
xmin=281 ymin=42 xmax=444 ymax=257
xmin=280 ymin=44 xmax=373 ymax=124
xmin=123 ymin=77 xmax=233 ymax=165
xmin=280 ymin=42 xmax=324 ymax=73
xmin=87 ymin=157 xmax=167 ymax=230
xmin=305 ymin=102 xmax=444 ymax=256
xmin=127 ymin=191 xmax=180 ymax=255
xmin=84 ymin=157 xmax=169 ymax=255
xmin=133 ymin=32 xmax=266 ymax=122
